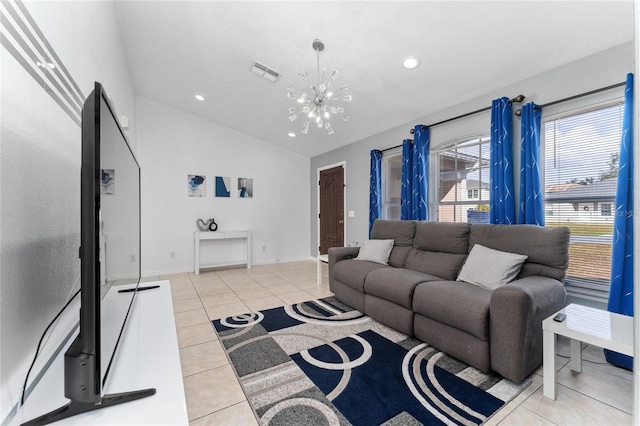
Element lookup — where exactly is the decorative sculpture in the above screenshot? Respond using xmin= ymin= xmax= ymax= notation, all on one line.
xmin=196 ymin=218 xmax=218 ymax=232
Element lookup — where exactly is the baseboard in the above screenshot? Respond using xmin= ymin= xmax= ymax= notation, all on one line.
xmin=141 ymin=256 xmax=316 ymax=277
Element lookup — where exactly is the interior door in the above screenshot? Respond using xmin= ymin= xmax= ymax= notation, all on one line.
xmin=319 ymin=165 xmax=344 ymax=255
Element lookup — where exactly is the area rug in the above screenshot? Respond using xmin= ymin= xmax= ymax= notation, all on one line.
xmin=212 ymin=297 xmax=530 ymax=425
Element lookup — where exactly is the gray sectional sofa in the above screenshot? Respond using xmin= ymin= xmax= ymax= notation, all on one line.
xmin=328 ymin=219 xmax=570 ymax=383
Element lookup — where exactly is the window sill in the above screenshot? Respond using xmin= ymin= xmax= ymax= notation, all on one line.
xmin=564 ymin=281 xmax=609 ymax=307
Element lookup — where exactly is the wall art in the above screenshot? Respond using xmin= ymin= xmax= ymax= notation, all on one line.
xmin=238 ymin=177 xmax=253 ymax=198
xmin=215 ymin=176 xmax=231 ymax=197
xmin=101 ymin=169 xmax=115 ymax=194
xmin=188 ymin=174 xmax=206 ymax=197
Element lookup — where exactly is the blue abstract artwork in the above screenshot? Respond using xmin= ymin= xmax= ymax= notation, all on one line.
xmin=188 ymin=174 xmax=206 ymax=197
xmin=215 ymin=176 xmax=230 ymax=197
xmin=238 ymin=177 xmax=253 ymax=198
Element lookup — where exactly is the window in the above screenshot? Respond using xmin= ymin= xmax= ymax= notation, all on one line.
xmin=435 ymin=136 xmax=490 ymax=223
xmin=382 ymin=151 xmax=402 ymax=220
xmin=543 ymin=101 xmax=623 ymax=290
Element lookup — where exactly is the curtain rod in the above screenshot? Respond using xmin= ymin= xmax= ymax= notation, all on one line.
xmin=534 ymin=81 xmax=626 ymax=110
xmin=380 ymin=81 xmax=625 ymax=153
xmin=380 ymin=95 xmax=525 ymax=152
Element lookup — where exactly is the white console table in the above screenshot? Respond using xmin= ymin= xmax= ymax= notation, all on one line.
xmin=13 ymin=281 xmax=187 ymax=425
xmin=194 ymin=230 xmax=251 ymax=274
xmin=542 ymin=304 xmax=634 ymax=400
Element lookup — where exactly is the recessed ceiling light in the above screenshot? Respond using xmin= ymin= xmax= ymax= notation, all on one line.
xmin=402 ymin=56 xmax=421 ymax=70
xmin=288 ymin=132 xmax=296 ymax=138
xmin=195 ymin=94 xmax=205 ymax=101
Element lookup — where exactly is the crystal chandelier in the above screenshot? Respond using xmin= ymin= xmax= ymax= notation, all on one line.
xmin=287 ymin=39 xmax=351 ymax=135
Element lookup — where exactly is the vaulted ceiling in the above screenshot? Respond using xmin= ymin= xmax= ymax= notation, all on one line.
xmin=115 ymin=1 xmax=634 ymax=158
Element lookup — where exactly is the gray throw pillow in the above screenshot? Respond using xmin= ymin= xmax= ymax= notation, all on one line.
xmin=457 ymin=244 xmax=528 ymax=290
xmin=354 ymin=239 xmax=395 ymax=265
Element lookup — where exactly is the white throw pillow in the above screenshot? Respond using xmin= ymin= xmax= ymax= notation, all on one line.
xmin=457 ymin=244 xmax=528 ymax=290
xmin=354 ymin=239 xmax=395 ymax=265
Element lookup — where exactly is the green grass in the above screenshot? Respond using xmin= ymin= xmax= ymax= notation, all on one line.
xmin=547 ymin=222 xmax=613 ymax=237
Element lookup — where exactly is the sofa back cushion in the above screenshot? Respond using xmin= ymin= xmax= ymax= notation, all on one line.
xmin=469 ymin=224 xmax=570 ymax=281
xmin=370 ymin=219 xmax=416 ymax=267
xmin=404 ymin=222 xmax=470 ymax=280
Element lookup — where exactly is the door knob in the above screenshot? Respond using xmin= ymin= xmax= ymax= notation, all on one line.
xmin=339 ymin=220 xmax=344 ymax=224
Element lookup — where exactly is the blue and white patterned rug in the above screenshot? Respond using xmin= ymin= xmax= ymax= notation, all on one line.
xmin=213 ymin=296 xmax=530 ymax=425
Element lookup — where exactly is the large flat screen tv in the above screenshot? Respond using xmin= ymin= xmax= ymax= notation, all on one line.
xmin=22 ymin=82 xmax=155 ymax=425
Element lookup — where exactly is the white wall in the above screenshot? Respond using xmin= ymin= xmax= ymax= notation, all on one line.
xmin=310 ymin=42 xmax=635 ymax=255
xmin=0 ymin=1 xmax=135 ymax=422
xmin=136 ymin=97 xmax=311 ymax=276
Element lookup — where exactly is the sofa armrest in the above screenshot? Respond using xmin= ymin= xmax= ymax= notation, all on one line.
xmin=328 ymin=246 xmax=360 ymax=285
xmin=489 ymin=276 xmax=566 ymax=383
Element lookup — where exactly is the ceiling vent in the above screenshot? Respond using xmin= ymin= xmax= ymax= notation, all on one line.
xmin=251 ymin=61 xmax=280 ymax=82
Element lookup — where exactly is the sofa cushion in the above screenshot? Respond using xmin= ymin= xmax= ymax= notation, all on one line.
xmin=371 ymin=219 xmax=416 ymax=246
xmin=457 ymin=244 xmax=528 ymax=290
xmin=413 ymin=281 xmax=492 ymax=341
xmin=364 ymin=268 xmax=442 ymax=309
xmin=403 ymin=222 xmax=470 ymax=280
xmin=354 ymin=239 xmax=394 ymax=265
xmin=413 ymin=222 xmax=470 ymax=253
xmin=404 ymin=249 xmax=467 ymax=281
xmin=371 ymin=220 xmax=416 ymax=267
xmin=469 ymin=224 xmax=569 ymax=281
xmin=333 ymin=259 xmax=390 ymax=292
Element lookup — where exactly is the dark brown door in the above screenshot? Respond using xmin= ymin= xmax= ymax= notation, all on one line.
xmin=319 ymin=166 xmax=344 ymax=254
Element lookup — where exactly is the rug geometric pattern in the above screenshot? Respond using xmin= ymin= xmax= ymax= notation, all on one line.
xmin=213 ymin=296 xmax=530 ymax=426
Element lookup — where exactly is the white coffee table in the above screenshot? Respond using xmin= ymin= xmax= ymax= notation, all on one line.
xmin=542 ymin=303 xmax=634 ymax=399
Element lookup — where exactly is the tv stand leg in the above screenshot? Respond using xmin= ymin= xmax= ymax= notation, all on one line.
xmin=20 ymin=388 xmax=156 ymax=426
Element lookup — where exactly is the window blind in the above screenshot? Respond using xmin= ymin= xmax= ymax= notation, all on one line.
xmin=543 ymin=102 xmax=624 ymax=289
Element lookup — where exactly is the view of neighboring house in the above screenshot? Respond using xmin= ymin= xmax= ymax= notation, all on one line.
xmin=545 ymin=178 xmax=617 ymax=225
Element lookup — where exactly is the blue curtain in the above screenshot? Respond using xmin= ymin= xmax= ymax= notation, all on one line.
xmin=411 ymin=125 xmax=429 ymax=221
xmin=400 ymin=139 xmax=413 ymax=220
xmin=400 ymin=125 xmax=430 ymax=221
xmin=489 ymin=97 xmax=516 ymax=224
xmin=369 ymin=150 xmax=382 ymax=236
xmin=518 ymin=102 xmax=545 ymax=226
xmin=605 ymin=73 xmax=634 ymax=370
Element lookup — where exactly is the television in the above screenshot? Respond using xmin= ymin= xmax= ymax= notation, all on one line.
xmin=22 ymin=82 xmax=155 ymax=425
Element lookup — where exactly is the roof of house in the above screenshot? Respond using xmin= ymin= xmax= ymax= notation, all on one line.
xmin=545 ymin=178 xmax=617 ymax=201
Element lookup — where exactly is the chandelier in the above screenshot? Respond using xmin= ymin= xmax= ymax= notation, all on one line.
xmin=287 ymin=39 xmax=351 ymax=135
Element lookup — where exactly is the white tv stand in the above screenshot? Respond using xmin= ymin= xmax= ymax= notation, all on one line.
xmin=13 ymin=281 xmax=187 ymax=425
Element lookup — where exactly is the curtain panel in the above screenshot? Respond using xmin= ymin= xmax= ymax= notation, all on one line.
xmin=369 ymin=150 xmax=383 ymax=236
xmin=489 ymin=97 xmax=516 ymax=224
xmin=400 ymin=139 xmax=413 ymax=220
xmin=519 ymin=102 xmax=545 ymax=226
xmin=605 ymin=73 xmax=634 ymax=370
xmin=400 ymin=125 xmax=429 ymax=221
xmin=411 ymin=125 xmax=430 ymax=221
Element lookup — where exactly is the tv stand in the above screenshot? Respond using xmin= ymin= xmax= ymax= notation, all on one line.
xmin=21 ymin=388 xmax=156 ymax=426
xmin=14 ymin=281 xmax=187 ymax=425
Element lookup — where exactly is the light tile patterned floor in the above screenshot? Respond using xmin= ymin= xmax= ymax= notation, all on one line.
xmin=166 ymin=260 xmax=634 ymax=425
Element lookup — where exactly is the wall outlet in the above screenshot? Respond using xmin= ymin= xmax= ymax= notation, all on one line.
xmin=262 ymin=245 xmax=266 ymax=252
xmin=170 ymin=251 xmax=175 ymax=259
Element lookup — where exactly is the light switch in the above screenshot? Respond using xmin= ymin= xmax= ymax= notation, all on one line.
xmin=348 ymin=210 xmax=355 ymax=217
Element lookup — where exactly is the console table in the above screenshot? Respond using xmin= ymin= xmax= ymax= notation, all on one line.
xmin=194 ymin=230 xmax=251 ymax=274
xmin=542 ymin=303 xmax=634 ymax=400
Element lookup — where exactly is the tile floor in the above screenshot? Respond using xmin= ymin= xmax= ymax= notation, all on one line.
xmin=163 ymin=260 xmax=634 ymax=425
